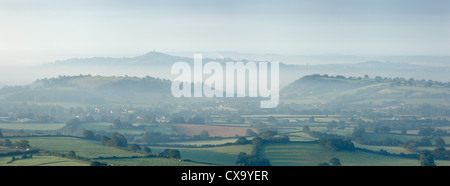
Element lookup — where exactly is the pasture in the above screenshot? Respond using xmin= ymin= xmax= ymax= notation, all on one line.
xmin=4 ymin=136 xmax=210 ymax=166
xmin=0 ymin=122 xmax=65 ymax=131
xmin=79 ymin=122 xmax=173 ymax=135
xmin=171 ymin=124 xmax=257 ymax=138
xmin=98 ymin=157 xmax=210 ymax=166
xmin=0 ymin=155 xmax=89 ymax=166
xmin=9 ymin=136 xmax=142 ymax=158
xmin=148 ymin=144 xmax=253 ymax=166
xmin=165 ymin=137 xmax=243 ymax=146
xmin=262 ymin=143 xmax=450 ymax=166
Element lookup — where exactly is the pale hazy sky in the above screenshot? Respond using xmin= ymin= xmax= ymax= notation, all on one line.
xmin=1 ymin=0 xmax=449 ymax=66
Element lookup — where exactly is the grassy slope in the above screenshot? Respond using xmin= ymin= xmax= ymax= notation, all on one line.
xmin=10 ymin=136 xmax=141 ymax=158
xmin=0 ymin=155 xmax=89 ymax=166
xmin=100 ymin=157 xmax=209 ymax=166
xmin=149 ymin=145 xmax=253 ymax=166
xmin=263 ymin=143 xmax=450 ymax=166
xmin=5 ymin=136 xmax=203 ymax=166
xmin=281 ymin=75 xmax=450 ymax=105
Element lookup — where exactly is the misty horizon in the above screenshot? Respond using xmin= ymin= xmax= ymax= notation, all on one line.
xmin=1 ymin=0 xmax=450 ymax=171
xmin=1 ymin=0 xmax=450 ymax=67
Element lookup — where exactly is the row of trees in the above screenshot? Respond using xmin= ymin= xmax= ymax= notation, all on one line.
xmin=352 ymin=127 xmax=448 ymax=152
xmin=1 ymin=139 xmax=31 ymax=149
xmin=82 ymin=130 xmax=128 ymax=148
xmin=318 ymin=137 xmax=355 ymax=151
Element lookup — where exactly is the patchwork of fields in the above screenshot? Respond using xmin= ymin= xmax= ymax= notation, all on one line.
xmin=0 ymin=155 xmax=89 ymax=166
xmin=1 ymin=136 xmax=208 ymax=166
xmin=171 ymin=124 xmax=257 ymax=138
xmin=264 ymin=143 xmax=421 ymax=166
xmin=2 ymin=113 xmax=450 ymax=166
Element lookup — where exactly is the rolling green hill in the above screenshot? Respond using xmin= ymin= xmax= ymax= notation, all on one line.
xmin=0 ymin=75 xmax=172 ymax=105
xmin=263 ymin=142 xmax=450 ymax=166
xmin=281 ymin=74 xmax=450 ymax=106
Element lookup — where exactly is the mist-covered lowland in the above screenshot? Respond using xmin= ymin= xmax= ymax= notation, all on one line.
xmin=0 ymin=52 xmax=449 ymax=166
xmin=1 ymin=51 xmax=449 ymax=87
xmin=1 ymin=0 xmax=450 ymax=169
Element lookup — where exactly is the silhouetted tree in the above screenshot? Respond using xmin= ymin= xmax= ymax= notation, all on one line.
xmin=2 ymin=139 xmax=13 ymax=147
xmin=82 ymin=130 xmax=97 ymax=140
xmin=435 ymin=137 xmax=446 ymax=148
xmin=128 ymin=144 xmax=141 ymax=152
xmin=235 ymin=137 xmax=250 ymax=144
xmin=143 ymin=147 xmax=152 ymax=154
xmin=329 ymin=157 xmax=341 ymax=166
xmin=67 ymin=150 xmax=77 ymax=159
xmin=420 ymin=151 xmax=436 ymax=166
xmin=14 ymin=139 xmax=30 ymax=149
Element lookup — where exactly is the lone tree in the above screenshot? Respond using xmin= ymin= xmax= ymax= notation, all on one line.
xmin=199 ymin=130 xmax=210 ymax=139
xmin=235 ymin=137 xmax=250 ymax=144
xmin=102 ymin=132 xmax=128 ymax=148
xmin=158 ymin=149 xmax=181 ymax=160
xmin=329 ymin=157 xmax=342 ymax=166
xmin=420 ymin=150 xmax=436 ymax=166
xmin=2 ymin=139 xmax=13 ymax=147
xmin=82 ymin=130 xmax=97 ymax=140
xmin=317 ymin=157 xmax=342 ymax=166
xmin=128 ymin=144 xmax=141 ymax=152
xmin=435 ymin=137 xmax=446 ymax=148
xmin=143 ymin=147 xmax=152 ymax=154
xmin=14 ymin=139 xmax=31 ymax=149
xmin=303 ymin=125 xmax=311 ymax=134
xmin=67 ymin=150 xmax=77 ymax=159
xmin=235 ymin=152 xmax=271 ymax=166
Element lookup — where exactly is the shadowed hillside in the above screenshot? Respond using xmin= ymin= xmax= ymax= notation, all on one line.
xmin=281 ymin=74 xmax=450 ymax=106
xmin=0 ymin=75 xmax=172 ymax=105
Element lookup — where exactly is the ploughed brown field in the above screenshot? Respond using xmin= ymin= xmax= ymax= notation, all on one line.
xmin=171 ymin=124 xmax=257 ymax=138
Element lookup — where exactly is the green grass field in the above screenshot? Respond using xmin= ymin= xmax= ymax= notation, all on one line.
xmin=354 ymin=143 xmax=414 ymax=155
xmin=9 ymin=136 xmax=142 ymax=158
xmin=0 ymin=155 xmax=89 ymax=166
xmin=286 ymin=131 xmax=318 ymax=142
xmin=148 ymin=144 xmax=253 ymax=166
xmin=263 ymin=143 xmax=450 ymax=166
xmin=165 ymin=137 xmax=243 ymax=146
xmin=0 ymin=122 xmax=65 ymax=130
xmin=4 ymin=136 xmax=210 ymax=166
xmin=96 ymin=157 xmax=210 ymax=166
xmin=79 ymin=123 xmax=174 ymax=135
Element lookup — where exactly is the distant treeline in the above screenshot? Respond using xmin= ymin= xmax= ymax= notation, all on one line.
xmin=234 ymin=130 xmax=290 ymax=166
xmin=301 ymin=74 xmax=450 ymax=87
xmin=305 ymin=125 xmax=450 ymax=163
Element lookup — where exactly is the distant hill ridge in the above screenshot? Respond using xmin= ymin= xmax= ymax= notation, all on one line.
xmin=0 ymin=75 xmax=172 ymax=105
xmin=281 ymin=74 xmax=450 ymax=105
xmin=0 ymin=73 xmax=449 ymax=106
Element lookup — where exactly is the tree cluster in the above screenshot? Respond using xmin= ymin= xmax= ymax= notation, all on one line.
xmin=418 ymin=127 xmax=449 ymax=136
xmin=157 ymin=149 xmax=181 ymax=160
xmin=142 ymin=131 xmax=171 ymax=144
xmin=259 ymin=130 xmax=290 ymax=143
xmin=318 ymin=137 xmax=355 ymax=151
xmin=235 ymin=152 xmax=271 ymax=166
xmin=234 ymin=130 xmax=284 ymax=166
xmin=100 ymin=132 xmax=128 ymax=148
xmin=317 ymin=157 xmax=341 ymax=166
xmin=111 ymin=119 xmax=133 ymax=129
xmin=14 ymin=139 xmax=31 ymax=150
